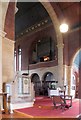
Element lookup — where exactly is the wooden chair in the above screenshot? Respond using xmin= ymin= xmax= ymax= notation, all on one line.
xmin=60 ymin=95 xmax=72 ymax=107
xmin=59 ymin=90 xmax=72 ymax=107
xmin=52 ymin=95 xmax=72 ymax=111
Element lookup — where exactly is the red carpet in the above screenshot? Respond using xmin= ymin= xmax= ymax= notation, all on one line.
xmin=15 ymin=97 xmax=80 ymax=118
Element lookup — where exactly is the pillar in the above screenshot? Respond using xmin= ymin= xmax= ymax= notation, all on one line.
xmin=67 ymin=66 xmax=71 ymax=95
xmin=0 ymin=30 xmax=6 ymax=92
xmin=2 ymin=37 xmax=15 ymax=83
xmin=57 ymin=43 xmax=64 ymax=88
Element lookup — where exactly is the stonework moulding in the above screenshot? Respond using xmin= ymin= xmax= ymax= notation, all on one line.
xmin=0 ymin=30 xmax=6 ymax=38
xmin=5 ymin=37 xmax=15 ymax=43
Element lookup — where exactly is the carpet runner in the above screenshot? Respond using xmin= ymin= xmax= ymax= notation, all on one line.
xmin=15 ymin=97 xmax=80 ymax=118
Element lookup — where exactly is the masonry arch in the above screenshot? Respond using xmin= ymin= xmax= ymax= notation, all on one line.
xmin=3 ymin=1 xmax=64 ymax=93
xmin=42 ymin=72 xmax=57 ymax=96
xmin=70 ymin=48 xmax=81 ymax=98
xmin=4 ymin=1 xmax=63 ymax=42
xmin=31 ymin=73 xmax=41 ymax=96
xmin=5 ymin=1 xmax=63 ymax=66
xmin=0 ymin=2 xmax=9 ymax=31
xmin=34 ymin=1 xmax=64 ymax=86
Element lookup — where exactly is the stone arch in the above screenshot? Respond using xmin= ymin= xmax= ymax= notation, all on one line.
xmin=0 ymin=2 xmax=9 ymax=31
xmin=42 ymin=71 xmax=57 ymax=96
xmin=31 ymin=73 xmax=41 ymax=96
xmin=71 ymin=48 xmax=81 ymax=66
xmin=39 ymin=1 xmax=63 ymax=44
xmin=4 ymin=2 xmax=15 ymax=40
xmin=31 ymin=73 xmax=40 ymax=82
xmin=38 ymin=2 xmax=64 ymax=86
xmin=4 ymin=1 xmax=63 ymax=51
xmin=4 ymin=1 xmax=64 ymax=86
xmin=14 ymin=1 xmax=63 ymax=44
xmin=42 ymin=71 xmax=54 ymax=82
xmin=70 ymin=48 xmax=81 ymax=98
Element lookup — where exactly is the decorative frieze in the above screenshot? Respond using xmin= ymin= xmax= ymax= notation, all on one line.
xmin=16 ymin=18 xmax=51 ymax=39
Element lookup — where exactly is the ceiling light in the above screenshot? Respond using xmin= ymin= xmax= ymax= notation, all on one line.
xmin=60 ymin=23 xmax=69 ymax=33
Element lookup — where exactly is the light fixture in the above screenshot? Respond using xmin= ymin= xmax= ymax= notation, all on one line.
xmin=60 ymin=23 xmax=69 ymax=33
xmin=44 ymin=56 xmax=49 ymax=61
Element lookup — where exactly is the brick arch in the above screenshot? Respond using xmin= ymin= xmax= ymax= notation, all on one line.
xmin=39 ymin=1 xmax=63 ymax=45
xmin=4 ymin=1 xmax=63 ymax=43
xmin=70 ymin=48 xmax=80 ymax=98
xmin=4 ymin=1 xmax=64 ymax=86
xmin=4 ymin=2 xmax=15 ymax=40
xmin=39 ymin=1 xmax=64 ymax=85
xmin=71 ymin=48 xmax=81 ymax=66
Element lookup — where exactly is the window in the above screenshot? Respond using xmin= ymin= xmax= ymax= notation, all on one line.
xmin=18 ymin=47 xmax=22 ymax=71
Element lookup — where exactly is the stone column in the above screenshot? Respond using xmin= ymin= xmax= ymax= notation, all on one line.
xmin=0 ymin=1 xmax=7 ymax=114
xmin=67 ymin=66 xmax=71 ymax=95
xmin=0 ymin=30 xmax=6 ymax=92
xmin=0 ymin=30 xmax=6 ymax=111
xmin=2 ymin=37 xmax=14 ymax=83
xmin=2 ymin=37 xmax=15 ymax=112
xmin=57 ymin=43 xmax=64 ymax=88
xmin=63 ymin=65 xmax=72 ymax=95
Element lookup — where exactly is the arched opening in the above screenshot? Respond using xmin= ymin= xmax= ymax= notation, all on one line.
xmin=31 ymin=73 xmax=41 ymax=96
xmin=71 ymin=49 xmax=81 ymax=98
xmin=3 ymin=1 xmax=64 ymax=103
xmin=42 ymin=72 xmax=58 ymax=96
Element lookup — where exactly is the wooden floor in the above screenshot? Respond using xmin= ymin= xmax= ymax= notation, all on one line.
xmin=1 ymin=112 xmax=78 ymax=120
xmin=2 ymin=111 xmax=30 ymax=118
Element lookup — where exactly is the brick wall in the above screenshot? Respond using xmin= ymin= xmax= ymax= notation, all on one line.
xmin=4 ymin=2 xmax=15 ymax=40
xmin=63 ymin=29 xmax=80 ymax=66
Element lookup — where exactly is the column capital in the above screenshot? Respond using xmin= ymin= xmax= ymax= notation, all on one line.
xmin=0 ymin=30 xmax=6 ymax=38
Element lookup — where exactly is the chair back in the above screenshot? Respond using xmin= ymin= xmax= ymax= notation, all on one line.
xmin=53 ymin=96 xmax=63 ymax=106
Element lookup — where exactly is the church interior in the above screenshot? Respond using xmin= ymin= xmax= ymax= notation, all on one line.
xmin=0 ymin=1 xmax=81 ymax=119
